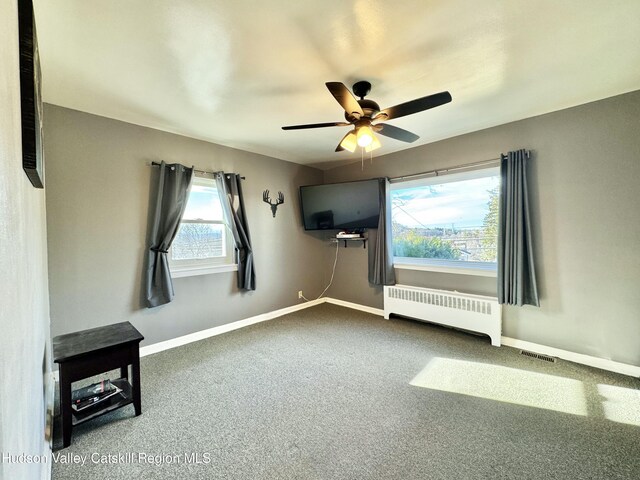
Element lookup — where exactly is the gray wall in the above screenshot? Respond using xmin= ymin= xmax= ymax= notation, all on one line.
xmin=44 ymin=105 xmax=325 ymax=346
xmin=0 ymin=2 xmax=52 ymax=479
xmin=324 ymin=90 xmax=640 ymax=367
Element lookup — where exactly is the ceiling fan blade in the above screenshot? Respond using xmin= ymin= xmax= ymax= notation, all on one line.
xmin=326 ymin=82 xmax=364 ymax=117
xmin=282 ymin=122 xmax=350 ymax=130
xmin=375 ymin=124 xmax=420 ymax=143
xmin=380 ymin=91 xmax=452 ymax=121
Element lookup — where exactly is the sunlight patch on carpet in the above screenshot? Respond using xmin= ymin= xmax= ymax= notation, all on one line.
xmin=410 ymin=357 xmax=587 ymax=416
xmin=597 ymin=384 xmax=640 ymax=427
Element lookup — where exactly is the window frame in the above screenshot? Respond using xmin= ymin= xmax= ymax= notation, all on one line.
xmin=390 ymin=166 xmax=500 ymax=277
xmin=169 ymin=176 xmax=237 ymax=278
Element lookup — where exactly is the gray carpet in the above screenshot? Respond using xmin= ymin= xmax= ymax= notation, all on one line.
xmin=53 ymin=304 xmax=640 ymax=479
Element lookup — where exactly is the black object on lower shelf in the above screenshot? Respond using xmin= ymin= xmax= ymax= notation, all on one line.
xmin=71 ymin=378 xmax=133 ymax=426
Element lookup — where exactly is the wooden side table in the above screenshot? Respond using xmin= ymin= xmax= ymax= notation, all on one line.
xmin=53 ymin=321 xmax=144 ymax=448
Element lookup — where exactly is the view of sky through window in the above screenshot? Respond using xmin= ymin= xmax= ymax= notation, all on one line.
xmin=391 ymin=174 xmax=500 ymax=263
xmin=183 ymin=184 xmax=224 ymax=221
xmin=172 ymin=182 xmax=226 ymax=261
xmin=392 ymin=176 xmax=499 ymax=229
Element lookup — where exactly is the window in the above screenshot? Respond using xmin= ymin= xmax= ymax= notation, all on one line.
xmin=169 ymin=176 xmax=236 ymax=278
xmin=390 ymin=167 xmax=500 ymax=276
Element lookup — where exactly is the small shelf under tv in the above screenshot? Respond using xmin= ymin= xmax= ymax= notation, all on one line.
xmin=331 ymin=237 xmax=368 ymax=248
xmin=71 ymin=378 xmax=133 ymax=426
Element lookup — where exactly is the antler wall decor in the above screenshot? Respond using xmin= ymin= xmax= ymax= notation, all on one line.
xmin=263 ymin=190 xmax=284 ymax=217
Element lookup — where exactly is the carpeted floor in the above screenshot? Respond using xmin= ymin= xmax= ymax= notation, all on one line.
xmin=52 ymin=304 xmax=640 ymax=479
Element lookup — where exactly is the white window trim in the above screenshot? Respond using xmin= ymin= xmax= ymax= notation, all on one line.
xmin=391 ymin=166 xmax=499 ymax=276
xmin=169 ymin=176 xmax=237 ymax=278
xmin=394 ymin=257 xmax=497 ymax=277
xmin=171 ymin=263 xmax=238 ymax=279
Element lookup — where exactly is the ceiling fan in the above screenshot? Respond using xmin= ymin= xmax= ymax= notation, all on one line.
xmin=282 ymin=81 xmax=452 ymax=153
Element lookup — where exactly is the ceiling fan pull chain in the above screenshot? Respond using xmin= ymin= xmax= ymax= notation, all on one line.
xmin=361 ymin=149 xmax=364 ymax=170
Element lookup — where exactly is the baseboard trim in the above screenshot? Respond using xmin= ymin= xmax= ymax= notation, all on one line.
xmin=53 ymin=298 xmax=639 ymax=380
xmin=139 ymin=299 xmax=324 ymax=358
xmin=324 ymin=297 xmax=385 ymax=317
xmin=501 ymin=336 xmax=640 ymax=378
xmin=140 ymin=297 xmax=383 ymax=358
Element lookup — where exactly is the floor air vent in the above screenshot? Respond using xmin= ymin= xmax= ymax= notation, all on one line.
xmin=520 ymin=350 xmax=556 ymax=363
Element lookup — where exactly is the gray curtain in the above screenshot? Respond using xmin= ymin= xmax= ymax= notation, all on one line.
xmin=369 ymin=177 xmax=396 ymax=286
xmin=144 ymin=162 xmax=193 ymax=308
xmin=498 ymin=149 xmax=539 ymax=306
xmin=215 ymin=172 xmax=255 ymax=291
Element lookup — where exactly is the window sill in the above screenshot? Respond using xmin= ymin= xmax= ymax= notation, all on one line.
xmin=393 ymin=258 xmax=497 ymax=277
xmin=171 ymin=264 xmax=238 ymax=279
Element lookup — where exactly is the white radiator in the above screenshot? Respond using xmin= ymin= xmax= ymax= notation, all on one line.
xmin=384 ymin=285 xmax=502 ymax=346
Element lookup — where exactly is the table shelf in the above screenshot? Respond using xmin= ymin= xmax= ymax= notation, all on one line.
xmin=53 ymin=321 xmax=144 ymax=448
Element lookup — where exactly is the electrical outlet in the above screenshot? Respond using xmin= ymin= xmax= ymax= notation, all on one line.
xmin=298 ymin=290 xmax=303 ymax=299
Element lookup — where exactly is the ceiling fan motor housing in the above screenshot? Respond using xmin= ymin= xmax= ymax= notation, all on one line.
xmin=345 ymin=98 xmax=380 ymax=122
xmin=341 ymin=81 xmax=377 ymax=121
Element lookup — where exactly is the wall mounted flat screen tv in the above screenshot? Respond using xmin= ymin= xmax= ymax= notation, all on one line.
xmin=300 ymin=179 xmax=380 ymax=231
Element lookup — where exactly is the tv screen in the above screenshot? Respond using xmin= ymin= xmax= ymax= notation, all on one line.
xmin=299 ymin=179 xmax=380 ymax=231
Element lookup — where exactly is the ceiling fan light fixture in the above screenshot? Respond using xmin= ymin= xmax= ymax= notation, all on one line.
xmin=364 ymin=135 xmax=381 ymax=153
xmin=339 ymin=130 xmax=358 ymax=152
xmin=356 ymin=125 xmax=374 ymax=147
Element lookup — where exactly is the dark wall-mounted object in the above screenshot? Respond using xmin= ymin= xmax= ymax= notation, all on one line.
xmin=18 ymin=0 xmax=45 ymax=188
xmin=299 ymin=179 xmax=380 ymax=231
xmin=263 ymin=190 xmax=284 ymax=217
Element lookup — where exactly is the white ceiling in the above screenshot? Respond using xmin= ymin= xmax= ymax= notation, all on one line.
xmin=34 ymin=0 xmax=640 ymax=168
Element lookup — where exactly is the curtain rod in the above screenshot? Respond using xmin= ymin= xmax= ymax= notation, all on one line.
xmin=150 ymin=162 xmax=245 ymax=179
xmin=388 ymin=150 xmax=530 ymax=183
